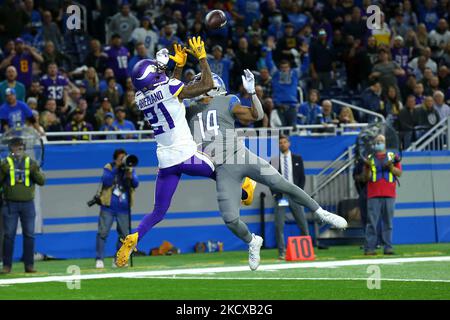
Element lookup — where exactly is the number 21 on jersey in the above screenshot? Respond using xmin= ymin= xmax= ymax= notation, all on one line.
xmin=197 ymin=110 xmax=219 ymax=139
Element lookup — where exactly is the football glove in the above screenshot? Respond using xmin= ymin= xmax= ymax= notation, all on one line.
xmin=169 ymin=43 xmax=187 ymax=67
xmin=186 ymin=36 xmax=207 ymax=60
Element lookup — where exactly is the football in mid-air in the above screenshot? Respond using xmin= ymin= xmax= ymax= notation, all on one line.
xmin=205 ymin=10 xmax=227 ymax=29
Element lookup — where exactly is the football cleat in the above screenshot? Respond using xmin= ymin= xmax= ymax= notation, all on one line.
xmin=314 ymin=208 xmax=348 ymax=229
xmin=116 ymin=232 xmax=139 ymax=268
xmin=241 ymin=177 xmax=257 ymax=206
xmin=248 ymin=233 xmax=263 ymax=271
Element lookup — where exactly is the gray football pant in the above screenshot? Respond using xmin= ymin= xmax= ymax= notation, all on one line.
xmin=215 ymin=148 xmax=320 ymax=244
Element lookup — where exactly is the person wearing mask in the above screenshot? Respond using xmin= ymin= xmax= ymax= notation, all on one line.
xmin=363 ymin=134 xmax=402 ymax=255
xmin=0 ymin=137 xmax=45 ymax=273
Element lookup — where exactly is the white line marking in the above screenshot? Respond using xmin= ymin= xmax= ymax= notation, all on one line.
xmin=0 ymin=256 xmax=450 ymax=286
xmin=132 ymin=276 xmax=450 ymax=283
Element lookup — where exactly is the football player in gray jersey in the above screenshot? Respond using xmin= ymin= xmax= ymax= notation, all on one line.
xmin=184 ymin=70 xmax=347 ymax=271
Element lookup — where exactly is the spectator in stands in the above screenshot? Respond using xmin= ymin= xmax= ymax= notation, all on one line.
xmin=26 ymin=97 xmax=38 ymax=111
xmin=321 ymin=100 xmax=339 ymax=125
xmin=0 ymin=88 xmax=38 ymax=133
xmin=113 ymin=106 xmax=136 ymax=139
xmin=233 ymin=37 xmax=257 ymax=81
xmin=108 ymin=2 xmax=139 ymax=45
xmin=41 ymin=10 xmax=62 ymax=51
xmin=438 ymin=66 xmax=450 ymax=93
xmin=343 ymin=6 xmax=366 ymax=41
xmin=40 ymin=110 xmax=62 ymax=140
xmin=416 ymin=24 xmax=430 ymax=49
xmin=158 ymin=25 xmax=180 ymax=51
xmin=298 ymin=89 xmax=323 ymax=125
xmin=418 ymin=0 xmax=440 ymax=31
xmin=128 ymin=42 xmax=148 ymax=74
xmin=95 ymin=97 xmax=114 ymax=130
xmin=440 ymin=43 xmax=450 ymax=68
xmin=0 ymin=0 xmax=29 ymax=46
xmin=415 ymin=96 xmax=441 ymax=138
xmin=270 ymin=134 xmax=308 ymax=259
xmin=0 ymin=38 xmax=43 ymax=88
xmin=275 ymin=23 xmax=298 ymax=65
xmin=40 ymin=62 xmax=69 ymax=108
xmin=42 ymin=40 xmax=70 ymax=71
xmin=123 ymin=90 xmax=141 ymax=128
xmin=369 ymin=47 xmax=405 ymax=100
xmin=104 ymin=34 xmax=130 ymax=88
xmin=408 ymin=47 xmax=437 ymax=74
xmin=428 ymin=19 xmax=450 ymax=60
xmin=310 ymin=29 xmax=335 ymax=91
xmin=0 ymin=66 xmax=26 ymax=104
xmin=84 ymin=39 xmax=108 ymax=75
xmin=256 ymin=67 xmax=272 ymax=99
xmin=402 ymin=0 xmax=418 ymax=29
xmin=433 ymin=91 xmax=450 ymax=120
xmin=363 ymin=134 xmax=402 ymax=255
xmin=95 ymin=148 xmax=139 ymax=268
xmin=390 ymin=12 xmax=409 ymax=39
xmin=399 ymin=95 xmax=418 ymax=149
xmin=99 ymin=112 xmax=118 ymax=140
xmin=338 ymin=106 xmax=357 ymax=131
xmin=208 ymin=45 xmax=232 ymax=91
xmin=130 ymin=16 xmax=158 ymax=59
xmin=361 ymin=79 xmax=383 ymax=122
xmin=429 ymin=76 xmax=441 ymax=96
xmin=64 ymin=107 xmax=94 ymax=141
xmin=101 ymin=77 xmax=121 ymax=108
xmin=421 ymin=67 xmax=435 ymax=95
xmin=391 ymin=36 xmax=410 ymax=73
xmin=270 ymin=59 xmax=302 ymax=127
xmin=83 ymin=67 xmax=100 ymax=105
xmin=43 ymin=98 xmax=64 ymax=125
xmin=0 ymin=137 xmax=45 ymax=274
xmin=414 ymin=82 xmax=426 ymax=105
xmin=384 ymin=85 xmax=403 ymax=130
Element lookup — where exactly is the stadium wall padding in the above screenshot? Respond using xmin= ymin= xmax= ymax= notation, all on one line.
xmin=10 ymin=138 xmax=450 ymax=260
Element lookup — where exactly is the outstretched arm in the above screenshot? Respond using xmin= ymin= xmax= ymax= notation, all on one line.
xmin=178 ymin=37 xmax=214 ymax=100
xmin=232 ymin=69 xmax=264 ymax=122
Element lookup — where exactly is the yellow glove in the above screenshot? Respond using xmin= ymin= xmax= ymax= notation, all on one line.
xmin=169 ymin=43 xmax=187 ymax=67
xmin=186 ymin=36 xmax=207 ymax=60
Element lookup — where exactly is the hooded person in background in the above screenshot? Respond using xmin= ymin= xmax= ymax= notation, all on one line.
xmin=0 ymin=137 xmax=45 ymax=274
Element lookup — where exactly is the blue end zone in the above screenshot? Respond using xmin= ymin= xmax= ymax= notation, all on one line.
xmin=436 ymin=215 xmax=450 ymax=242
xmin=393 ymin=216 xmax=437 ymax=244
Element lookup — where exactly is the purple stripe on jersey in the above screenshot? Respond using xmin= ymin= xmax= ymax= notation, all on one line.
xmin=169 ymin=82 xmax=183 ymax=96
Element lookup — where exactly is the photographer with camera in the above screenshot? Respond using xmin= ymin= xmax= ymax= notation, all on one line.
xmin=93 ymin=148 xmax=139 ymax=268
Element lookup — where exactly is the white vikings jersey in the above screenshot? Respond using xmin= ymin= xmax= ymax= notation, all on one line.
xmin=135 ymin=78 xmax=197 ymax=168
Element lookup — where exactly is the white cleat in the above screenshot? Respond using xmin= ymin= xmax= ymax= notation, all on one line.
xmin=315 ymin=208 xmax=348 ymax=229
xmin=248 ymin=233 xmax=263 ymax=271
xmin=95 ymin=259 xmax=104 ymax=269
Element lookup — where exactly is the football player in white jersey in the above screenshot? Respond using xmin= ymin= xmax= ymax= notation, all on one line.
xmin=115 ymin=37 xmax=219 ymax=267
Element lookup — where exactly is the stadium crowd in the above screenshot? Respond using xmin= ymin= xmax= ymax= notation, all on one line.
xmin=0 ymin=0 xmax=448 ymax=148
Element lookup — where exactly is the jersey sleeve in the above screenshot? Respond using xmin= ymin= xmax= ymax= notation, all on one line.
xmin=228 ymin=95 xmax=241 ymax=112
xmin=168 ymin=78 xmax=185 ymax=97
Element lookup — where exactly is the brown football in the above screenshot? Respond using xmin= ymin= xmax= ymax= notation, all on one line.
xmin=205 ymin=10 xmax=227 ymax=29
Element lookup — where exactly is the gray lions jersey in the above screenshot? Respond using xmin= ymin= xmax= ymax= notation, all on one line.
xmin=185 ymin=95 xmax=244 ymax=165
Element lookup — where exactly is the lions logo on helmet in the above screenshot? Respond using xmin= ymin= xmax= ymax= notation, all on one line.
xmin=191 ymin=73 xmax=227 ymax=98
xmin=131 ymin=59 xmax=169 ymax=91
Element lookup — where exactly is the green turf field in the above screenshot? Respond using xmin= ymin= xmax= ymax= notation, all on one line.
xmin=1 ymin=243 xmax=450 ymax=300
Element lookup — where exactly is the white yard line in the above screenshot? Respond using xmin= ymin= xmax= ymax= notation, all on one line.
xmin=1 ymin=256 xmax=450 ymax=286
xmin=135 ymin=276 xmax=450 ymax=283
